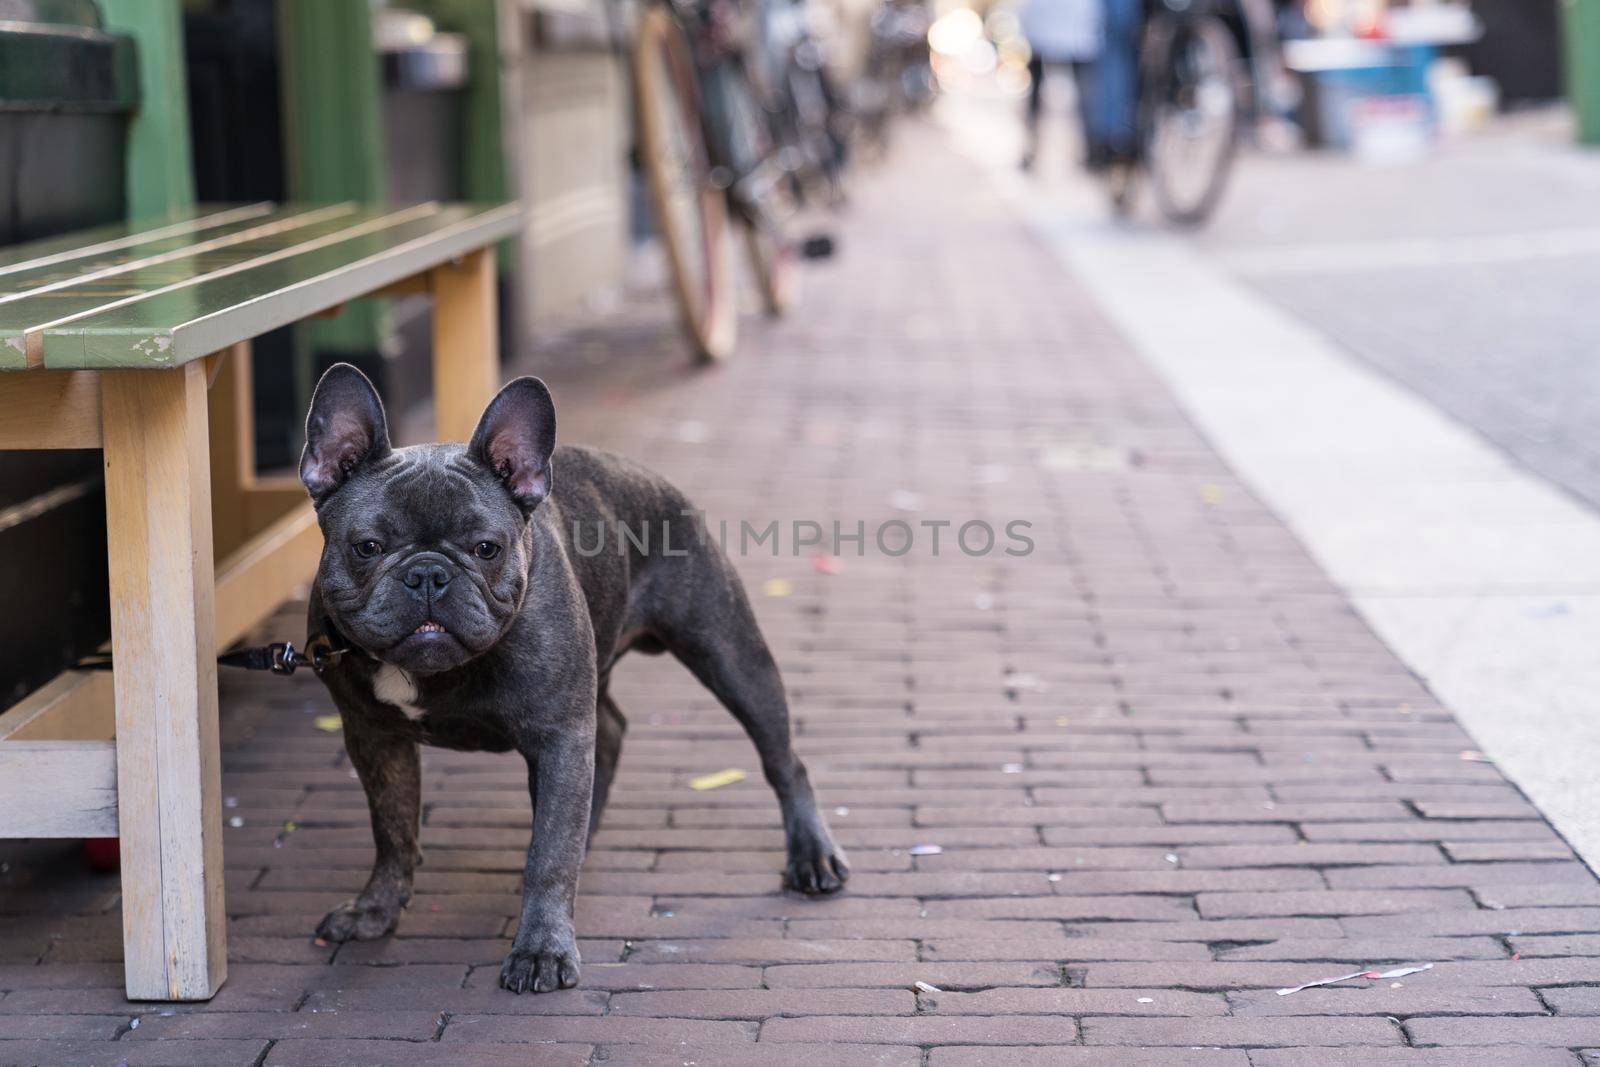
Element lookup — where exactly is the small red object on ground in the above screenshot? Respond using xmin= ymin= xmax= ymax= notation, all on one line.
xmin=83 ymin=838 xmax=120 ymax=872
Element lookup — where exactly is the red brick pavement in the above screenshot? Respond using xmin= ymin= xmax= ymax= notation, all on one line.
xmin=5 ymin=122 xmax=1600 ymax=1066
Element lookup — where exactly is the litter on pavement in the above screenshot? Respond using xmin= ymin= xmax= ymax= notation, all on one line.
xmin=888 ymin=489 xmax=923 ymax=512
xmin=1002 ymin=672 xmax=1045 ymax=693
xmin=688 ymin=768 xmax=747 ymax=791
xmin=1276 ymin=963 xmax=1434 ymax=997
xmin=673 ymin=420 xmax=709 ymax=444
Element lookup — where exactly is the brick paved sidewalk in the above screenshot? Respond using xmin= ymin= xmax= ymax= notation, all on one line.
xmin=5 ymin=121 xmax=1600 ymax=1067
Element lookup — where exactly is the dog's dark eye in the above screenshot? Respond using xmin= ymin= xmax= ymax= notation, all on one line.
xmin=473 ymin=541 xmax=501 ymax=561
xmin=351 ymin=539 xmax=383 ymax=560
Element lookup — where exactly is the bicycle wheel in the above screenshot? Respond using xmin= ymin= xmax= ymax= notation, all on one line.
xmin=633 ymin=5 xmax=738 ymax=362
xmin=1141 ymin=13 xmax=1241 ymax=227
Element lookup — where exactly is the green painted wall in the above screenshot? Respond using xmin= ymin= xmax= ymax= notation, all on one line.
xmin=277 ymin=0 xmax=387 ymax=205
xmin=412 ymin=0 xmax=513 ymax=271
xmin=1568 ymin=0 xmax=1600 ymax=145
xmin=277 ymin=0 xmax=386 ymax=361
xmin=100 ymin=0 xmax=196 ymax=218
xmin=412 ymin=0 xmax=508 ymax=204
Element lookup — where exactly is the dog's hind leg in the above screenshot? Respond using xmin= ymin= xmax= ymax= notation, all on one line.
xmin=659 ymin=583 xmax=849 ymax=894
xmin=589 ymin=688 xmax=626 ymax=847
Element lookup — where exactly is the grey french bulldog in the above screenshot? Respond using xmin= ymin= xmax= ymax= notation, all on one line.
xmin=298 ymin=364 xmax=848 ymax=993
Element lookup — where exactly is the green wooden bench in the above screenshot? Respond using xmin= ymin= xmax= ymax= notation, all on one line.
xmin=0 ymin=200 xmax=520 ymax=1001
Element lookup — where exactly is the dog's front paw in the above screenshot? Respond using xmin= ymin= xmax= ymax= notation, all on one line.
xmin=499 ymin=936 xmax=581 ymax=994
xmin=785 ymin=831 xmax=850 ymax=895
xmin=316 ymin=898 xmax=402 ymax=942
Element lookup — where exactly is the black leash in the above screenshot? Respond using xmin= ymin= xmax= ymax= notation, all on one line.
xmin=75 ymin=632 xmax=349 ymax=677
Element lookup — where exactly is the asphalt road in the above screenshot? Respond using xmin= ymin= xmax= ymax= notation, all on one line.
xmin=1199 ymin=110 xmax=1600 ymax=514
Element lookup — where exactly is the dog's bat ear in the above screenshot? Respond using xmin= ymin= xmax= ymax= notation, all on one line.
xmin=469 ymin=376 xmax=556 ymax=515
xmin=300 ymin=363 xmax=392 ymax=504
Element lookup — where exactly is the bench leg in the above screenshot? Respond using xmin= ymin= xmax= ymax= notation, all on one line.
xmin=102 ymin=361 xmax=227 ymax=1001
xmin=208 ymin=341 xmax=253 ymax=560
xmin=431 ymin=247 xmax=500 ymax=441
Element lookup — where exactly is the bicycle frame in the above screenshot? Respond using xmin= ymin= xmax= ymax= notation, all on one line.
xmin=614 ymin=0 xmax=791 ymax=235
xmin=662 ymin=0 xmax=795 ymax=230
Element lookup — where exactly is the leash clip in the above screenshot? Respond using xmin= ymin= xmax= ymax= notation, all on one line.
xmin=305 ymin=633 xmax=346 ymax=673
xmin=264 ymin=635 xmax=347 ymax=676
xmin=267 ymin=642 xmax=299 ymax=675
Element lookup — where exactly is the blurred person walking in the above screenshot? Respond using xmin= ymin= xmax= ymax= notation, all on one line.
xmin=1017 ymin=0 xmax=1101 ymax=170
xmin=1087 ymin=0 xmax=1144 ymax=167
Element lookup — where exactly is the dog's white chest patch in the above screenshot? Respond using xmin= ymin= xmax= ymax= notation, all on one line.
xmin=373 ymin=664 xmax=425 ymax=721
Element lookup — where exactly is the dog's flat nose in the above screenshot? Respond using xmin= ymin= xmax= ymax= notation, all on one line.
xmin=402 ymin=555 xmax=452 ymax=593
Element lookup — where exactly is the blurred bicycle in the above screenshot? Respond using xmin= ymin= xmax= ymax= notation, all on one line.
xmin=1104 ymin=0 xmax=1282 ymax=226
xmin=751 ymin=0 xmax=852 ymax=206
xmin=626 ymin=0 xmax=802 ymax=362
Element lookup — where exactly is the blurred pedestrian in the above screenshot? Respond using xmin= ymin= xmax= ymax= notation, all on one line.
xmin=1085 ymin=0 xmax=1143 ymax=168
xmin=1017 ymin=0 xmax=1101 ymax=170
